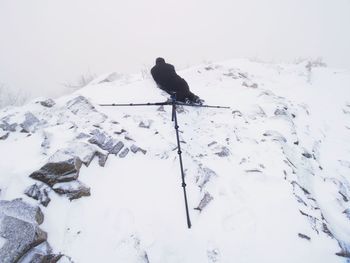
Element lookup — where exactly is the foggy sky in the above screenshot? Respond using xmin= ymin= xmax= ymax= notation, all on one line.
xmin=0 ymin=0 xmax=349 ymax=98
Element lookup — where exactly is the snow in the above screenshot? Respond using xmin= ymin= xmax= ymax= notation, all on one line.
xmin=1 ymin=59 xmax=350 ymax=262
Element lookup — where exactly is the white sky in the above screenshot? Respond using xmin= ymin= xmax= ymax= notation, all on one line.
xmin=0 ymin=0 xmax=349 ymax=98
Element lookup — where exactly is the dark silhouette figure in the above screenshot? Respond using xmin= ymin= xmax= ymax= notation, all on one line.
xmin=151 ymin=58 xmax=201 ymax=103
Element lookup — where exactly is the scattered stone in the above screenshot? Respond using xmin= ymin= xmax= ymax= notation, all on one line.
xmin=196 ymin=167 xmax=217 ymax=190
xmin=53 ymin=180 xmax=91 ymax=201
xmin=245 ymin=169 xmax=262 ymax=173
xmin=114 ymin=129 xmax=127 ymax=135
xmin=232 ymin=110 xmax=243 ymax=118
xmin=0 ymin=131 xmax=9 ymax=140
xmin=194 ymin=192 xmax=213 ymax=212
xmin=208 ymin=141 xmax=217 ymax=147
xmin=119 ymin=148 xmax=129 ymax=158
xmin=302 ymin=152 xmax=313 ymax=159
xmin=215 ymin=146 xmax=230 ymax=157
xmin=39 ymin=99 xmax=56 ymax=108
xmin=204 ymin=66 xmax=214 ymax=71
xmin=207 ymin=248 xmax=220 ymax=263
xmin=96 ymin=151 xmax=108 ymax=167
xmin=25 ymin=184 xmax=51 ymax=207
xmin=298 ymin=233 xmax=311 ymax=241
xmin=20 ymin=112 xmax=40 ymax=133
xmin=274 ymin=108 xmax=288 ymax=116
xmin=242 ymin=81 xmax=258 ymax=89
xmin=157 ymin=105 xmax=166 ymax=112
xmin=343 ymin=209 xmax=350 ymax=220
xmin=263 ymin=130 xmax=287 ymax=143
xmin=139 ymin=121 xmax=151 ymax=129
xmin=88 ymin=129 xmax=124 ymax=155
xmin=336 ymin=241 xmax=350 ymax=258
xmin=30 ymin=156 xmax=82 ymax=187
xmin=130 ymin=145 xmax=147 ymax=154
xmin=0 ymin=121 xmax=17 ymax=132
xmin=76 ymin=132 xmax=90 ymax=139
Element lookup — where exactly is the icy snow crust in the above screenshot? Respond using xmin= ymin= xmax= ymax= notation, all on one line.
xmin=0 ymin=59 xmax=350 ymax=262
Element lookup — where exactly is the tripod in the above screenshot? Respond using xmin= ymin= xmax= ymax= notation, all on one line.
xmin=100 ymin=94 xmax=230 ymax=228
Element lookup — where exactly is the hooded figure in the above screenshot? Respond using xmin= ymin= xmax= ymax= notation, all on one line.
xmin=150 ymin=58 xmax=201 ymax=103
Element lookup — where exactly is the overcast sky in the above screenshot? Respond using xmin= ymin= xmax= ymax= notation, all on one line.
xmin=0 ymin=0 xmax=349 ymax=98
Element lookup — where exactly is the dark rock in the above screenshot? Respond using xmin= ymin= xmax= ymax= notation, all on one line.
xmin=39 ymin=99 xmax=56 ymax=108
xmin=53 ymin=181 xmax=91 ymax=201
xmin=20 ymin=112 xmax=40 ymax=133
xmin=274 ymin=108 xmax=288 ymax=116
xmin=114 ymin=129 xmax=126 ymax=135
xmin=130 ymin=145 xmax=147 ymax=154
xmin=18 ymin=241 xmax=62 ymax=263
xmin=139 ymin=121 xmax=151 ymax=129
xmin=215 ymin=147 xmax=230 ymax=157
xmin=343 ymin=209 xmax=350 ymax=220
xmin=298 ymin=233 xmax=311 ymax=241
xmin=0 ymin=131 xmax=9 ymax=140
xmin=208 ymin=141 xmax=217 ymax=147
xmin=0 ymin=121 xmax=17 ymax=132
xmin=302 ymin=152 xmax=313 ymax=159
xmin=30 ymin=157 xmax=82 ymax=187
xmin=245 ymin=169 xmax=262 ymax=173
xmin=336 ymin=241 xmax=350 ymax=258
xmin=194 ymin=192 xmax=213 ymax=212
xmin=25 ymin=184 xmax=51 ymax=207
xmin=119 ymin=148 xmax=129 ymax=158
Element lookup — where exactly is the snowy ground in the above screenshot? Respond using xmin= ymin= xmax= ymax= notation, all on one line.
xmin=0 ymin=59 xmax=350 ymax=262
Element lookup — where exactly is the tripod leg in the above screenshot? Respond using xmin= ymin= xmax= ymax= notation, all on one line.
xmin=172 ymin=103 xmax=192 ymax=229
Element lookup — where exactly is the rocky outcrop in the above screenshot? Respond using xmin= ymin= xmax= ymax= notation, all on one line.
xmin=20 ymin=112 xmax=40 ymax=133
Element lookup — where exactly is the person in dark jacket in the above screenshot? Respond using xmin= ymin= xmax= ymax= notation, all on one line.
xmin=150 ymin=57 xmax=201 ymax=103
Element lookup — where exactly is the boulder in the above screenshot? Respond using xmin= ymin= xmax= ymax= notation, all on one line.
xmin=119 ymin=148 xmax=129 ymax=158
xmin=30 ymin=157 xmax=82 ymax=187
xmin=0 ymin=121 xmax=17 ymax=132
xmin=0 ymin=130 xmax=9 ymax=140
xmin=196 ymin=167 xmax=217 ymax=190
xmin=215 ymin=146 xmax=230 ymax=157
xmin=0 ymin=199 xmax=47 ymax=263
xmin=88 ymin=129 xmax=124 ymax=155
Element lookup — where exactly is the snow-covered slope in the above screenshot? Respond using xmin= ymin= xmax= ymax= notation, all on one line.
xmin=0 ymin=59 xmax=350 ymax=263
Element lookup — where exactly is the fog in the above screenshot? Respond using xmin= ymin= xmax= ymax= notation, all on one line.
xmin=1 ymin=0 xmax=349 ymax=99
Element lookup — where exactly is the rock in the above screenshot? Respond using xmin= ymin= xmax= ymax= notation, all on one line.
xmin=130 ymin=145 xmax=147 ymax=154
xmin=157 ymin=106 xmax=165 ymax=112
xmin=0 ymin=121 xmax=17 ymax=132
xmin=139 ymin=121 xmax=151 ymax=129
xmin=298 ymin=233 xmax=311 ymax=241
xmin=30 ymin=156 xmax=82 ymax=187
xmin=194 ymin=192 xmax=213 ymax=212
xmin=96 ymin=151 xmax=108 ymax=167
xmin=196 ymin=167 xmax=217 ymax=190
xmin=208 ymin=141 xmax=217 ymax=147
xmin=76 ymin=132 xmax=90 ymax=139
xmin=20 ymin=112 xmax=40 ymax=133
xmin=0 ymin=200 xmax=48 ymax=263
xmin=336 ymin=241 xmax=350 ymax=258
xmin=18 ymin=241 xmax=62 ymax=263
xmin=274 ymin=108 xmax=288 ymax=116
xmin=215 ymin=147 xmax=230 ymax=157
xmin=263 ymin=130 xmax=287 ymax=143
xmin=119 ymin=148 xmax=129 ymax=158
xmin=66 ymin=96 xmax=107 ymax=124
xmin=302 ymin=152 xmax=313 ymax=159
xmin=343 ymin=209 xmax=350 ymax=220
xmin=53 ymin=180 xmax=91 ymax=201
xmin=88 ymin=129 xmax=124 ymax=155
xmin=39 ymin=99 xmax=56 ymax=108
xmin=0 ymin=130 xmax=9 ymax=140
xmin=25 ymin=184 xmax=51 ymax=207
xmin=0 ymin=199 xmax=44 ymax=224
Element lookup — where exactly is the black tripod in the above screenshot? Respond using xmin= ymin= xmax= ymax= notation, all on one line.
xmin=100 ymin=94 xmax=230 ymax=228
